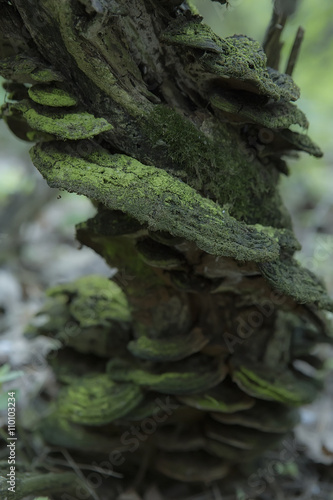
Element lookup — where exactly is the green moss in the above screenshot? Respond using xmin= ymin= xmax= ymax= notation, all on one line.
xmin=253 ymin=224 xmax=301 ymax=253
xmin=26 ymin=275 xmax=133 ymax=357
xmin=0 ymin=54 xmax=36 ymax=79
xmin=143 ymin=104 xmax=291 ymax=227
xmin=258 ymin=258 xmax=333 ymax=310
xmin=30 ymin=68 xmax=64 ymax=83
xmin=162 ymin=19 xmax=299 ymax=101
xmin=232 ymin=365 xmax=321 ymax=406
xmin=28 ymin=84 xmax=78 ymax=107
xmin=161 ymin=17 xmax=223 ymax=53
xmin=210 ymin=93 xmax=308 ymax=130
xmin=13 ymin=100 xmax=112 ymax=139
xmin=127 ymin=328 xmax=208 ymax=361
xmin=0 ymin=54 xmax=63 ymax=83
xmin=48 ymin=275 xmax=132 ymax=325
xmin=107 ymin=356 xmax=226 ymax=395
xmin=55 ymin=0 xmax=144 ymax=115
xmin=30 ymin=140 xmax=287 ymax=262
xmin=278 ymin=129 xmax=323 ymax=157
xmin=143 ymin=105 xmax=214 ymax=179
xmin=56 ymin=374 xmax=143 ymax=425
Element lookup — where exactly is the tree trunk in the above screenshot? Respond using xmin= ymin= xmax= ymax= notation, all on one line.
xmin=0 ymin=1 xmax=332 ymax=498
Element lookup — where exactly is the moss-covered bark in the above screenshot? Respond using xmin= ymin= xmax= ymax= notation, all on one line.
xmin=0 ymin=1 xmax=332 ymax=499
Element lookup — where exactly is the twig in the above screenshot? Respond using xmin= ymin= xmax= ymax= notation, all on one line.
xmin=44 ymin=455 xmax=123 ymax=478
xmin=263 ymin=10 xmax=287 ymax=70
xmin=263 ymin=0 xmax=302 ymax=71
xmin=61 ymin=448 xmax=101 ymax=500
xmin=285 ymin=26 xmax=305 ymax=75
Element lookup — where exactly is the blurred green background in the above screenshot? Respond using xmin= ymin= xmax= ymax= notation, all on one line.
xmin=0 ymin=0 xmax=332 ymax=292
